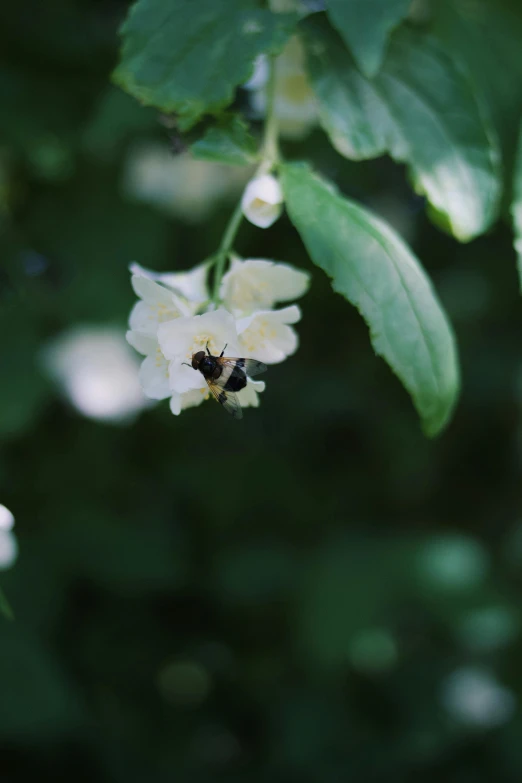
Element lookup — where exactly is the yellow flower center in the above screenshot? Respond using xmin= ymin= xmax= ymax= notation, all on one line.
xmin=187 ymin=334 xmax=219 ymax=359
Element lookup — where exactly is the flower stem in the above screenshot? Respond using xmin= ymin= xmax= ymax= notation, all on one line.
xmin=210 ymin=54 xmax=280 ymax=305
xmin=211 ymin=199 xmax=244 ymax=303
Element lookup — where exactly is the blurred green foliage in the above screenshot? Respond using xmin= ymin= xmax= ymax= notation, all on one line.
xmin=2 ymin=1 xmax=522 ymax=782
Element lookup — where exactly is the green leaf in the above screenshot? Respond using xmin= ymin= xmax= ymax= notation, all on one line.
xmin=303 ymin=17 xmax=501 ymax=242
xmin=281 ymin=162 xmax=460 ymax=437
xmin=191 ymin=115 xmax=259 ymax=166
xmin=431 ymin=0 xmax=522 ymax=178
xmin=113 ymin=0 xmax=295 ymax=130
xmin=512 ymin=123 xmax=522 ymax=291
xmin=326 ymin=0 xmax=411 ymax=78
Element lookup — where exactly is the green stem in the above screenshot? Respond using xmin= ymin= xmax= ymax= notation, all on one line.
xmin=210 ymin=54 xmax=280 ymax=305
xmin=211 ymin=199 xmax=244 ymax=304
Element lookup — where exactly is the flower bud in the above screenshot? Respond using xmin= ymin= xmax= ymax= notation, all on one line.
xmin=241 ymin=174 xmax=283 ymax=229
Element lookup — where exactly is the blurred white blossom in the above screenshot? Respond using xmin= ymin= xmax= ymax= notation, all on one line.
xmin=441 ymin=667 xmax=516 ymax=728
xmin=241 ymin=174 xmax=283 ymax=228
xmin=0 ymin=504 xmax=17 ymax=570
xmin=44 ymin=326 xmax=149 ymax=423
xmin=246 ymin=36 xmax=318 ymax=139
xmin=123 ymin=145 xmax=251 ymax=223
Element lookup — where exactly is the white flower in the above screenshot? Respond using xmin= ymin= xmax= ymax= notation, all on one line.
xmin=237 ymin=305 xmax=301 ymax=363
xmin=43 ymin=327 xmax=149 ymax=423
xmin=0 ymin=504 xmax=18 ymax=570
xmin=221 ymin=257 xmax=310 ymax=315
xmin=241 ymin=174 xmax=283 ymax=229
xmin=158 ymin=309 xmax=241 ymax=394
xmin=123 ymin=145 xmax=251 ymax=223
xmin=132 ymin=308 xmax=266 ymax=415
xmin=129 ymin=262 xmax=209 ymax=305
xmin=246 ymin=37 xmax=318 ymax=140
xmin=129 ymin=274 xmax=195 ymax=336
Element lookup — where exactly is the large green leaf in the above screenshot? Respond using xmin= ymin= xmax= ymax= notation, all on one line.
xmin=326 ymin=0 xmax=410 ymax=78
xmin=431 ymin=0 xmax=522 ymax=181
xmin=113 ymin=0 xmax=295 ymax=130
xmin=512 ymin=124 xmax=522 ymax=291
xmin=303 ymin=17 xmax=501 ymax=242
xmin=281 ymin=162 xmax=459 ymax=437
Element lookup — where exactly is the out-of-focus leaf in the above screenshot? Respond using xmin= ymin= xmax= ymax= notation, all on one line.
xmin=303 ymin=17 xmax=501 ymax=242
xmin=0 ymin=587 xmax=13 ymax=620
xmin=281 ymin=162 xmax=459 ymax=436
xmin=82 ymin=87 xmax=158 ymax=159
xmin=0 ymin=67 xmax=85 ymax=152
xmin=191 ymin=115 xmax=259 ymax=166
xmin=431 ymin=0 xmax=522 ymax=179
xmin=326 ymin=0 xmax=410 ymax=77
xmin=0 ymin=626 xmax=83 ymax=739
xmin=53 ymin=511 xmax=187 ymax=594
xmin=212 ymin=541 xmax=295 ymax=604
xmin=0 ymin=316 xmax=50 ymax=441
xmin=113 ymin=0 xmax=296 ymax=130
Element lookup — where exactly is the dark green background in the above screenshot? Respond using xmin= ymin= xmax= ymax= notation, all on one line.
xmin=2 ymin=1 xmax=522 ymax=781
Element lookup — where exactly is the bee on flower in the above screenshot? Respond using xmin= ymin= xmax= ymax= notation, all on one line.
xmin=126 ymin=257 xmax=310 ymax=418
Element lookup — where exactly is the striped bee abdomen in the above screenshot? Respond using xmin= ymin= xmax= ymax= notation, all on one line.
xmin=221 ymin=363 xmax=247 ymax=392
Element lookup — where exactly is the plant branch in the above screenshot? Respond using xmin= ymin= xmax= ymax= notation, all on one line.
xmin=210 ymin=54 xmax=280 ymax=305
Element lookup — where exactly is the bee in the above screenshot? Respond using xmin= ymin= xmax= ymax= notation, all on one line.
xmin=185 ymin=343 xmax=267 ymax=419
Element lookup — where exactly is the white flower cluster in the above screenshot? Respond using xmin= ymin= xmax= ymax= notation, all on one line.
xmin=126 ymin=258 xmax=309 ymax=416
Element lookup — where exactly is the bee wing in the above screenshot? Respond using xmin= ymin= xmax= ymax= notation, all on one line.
xmin=220 ymin=358 xmax=267 ymax=378
xmin=206 ymin=378 xmax=243 ymax=419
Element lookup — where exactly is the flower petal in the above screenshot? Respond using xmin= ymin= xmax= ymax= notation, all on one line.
xmin=221 ymin=258 xmax=309 ymax=315
xmin=237 ymin=307 xmax=300 ymax=363
xmin=237 ymin=379 xmax=266 ymax=408
xmin=130 ymin=261 xmax=209 ymax=303
xmin=139 ymin=354 xmax=171 ymax=400
xmin=169 ymin=361 xmax=207 ymax=394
